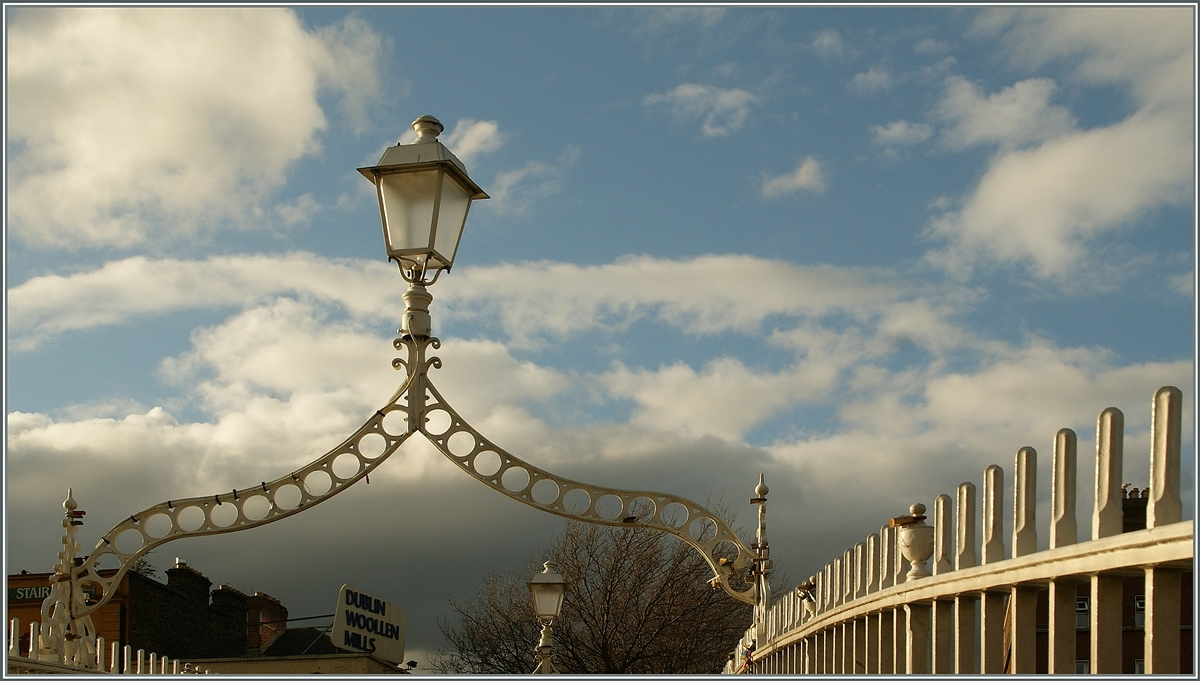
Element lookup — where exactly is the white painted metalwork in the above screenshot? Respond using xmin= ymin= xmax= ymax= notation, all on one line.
xmin=725 ymin=386 xmax=1192 ymax=674
xmin=33 ymin=116 xmax=766 ymax=666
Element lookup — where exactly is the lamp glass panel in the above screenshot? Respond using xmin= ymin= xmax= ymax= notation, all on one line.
xmin=432 ymin=174 xmax=472 ymax=268
xmin=530 ymin=582 xmax=565 ymax=619
xmin=379 ymin=170 xmax=438 ymax=256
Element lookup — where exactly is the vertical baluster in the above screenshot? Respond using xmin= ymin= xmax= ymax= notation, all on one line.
xmin=843 ymin=549 xmax=853 ymax=604
xmin=954 ymin=481 xmax=977 ymax=674
xmin=865 ymin=606 xmax=880 ymax=673
xmin=1147 ymin=386 xmax=1182 ymax=527
xmin=933 ymin=494 xmax=952 ymax=575
xmin=149 ymin=652 xmax=157 ymax=676
xmin=136 ymin=648 xmax=144 ymax=674
xmin=880 ymin=525 xmax=896 ymax=589
xmin=1050 ymin=428 xmax=1078 ymax=547
xmin=956 ymin=482 xmax=977 ymax=569
xmin=854 ymin=541 xmax=867 ymax=599
xmin=95 ymin=636 xmax=105 ymax=672
xmin=1009 ymin=447 xmax=1039 ymax=673
xmin=1048 ymin=428 xmax=1077 ymax=674
xmin=123 ymin=645 xmax=131 ymax=675
xmin=173 ymin=658 xmax=180 ymax=674
xmin=1093 ymin=407 xmax=1124 ymax=539
xmin=1012 ymin=447 xmax=1037 ymax=556
xmin=1145 ymin=386 xmax=1183 ymax=673
xmin=8 ymin=618 xmax=18 ymax=657
xmin=982 ymin=465 xmax=1004 ymax=563
xmin=866 ymin=534 xmax=880 ymax=594
xmin=1090 ymin=407 xmax=1124 ymax=673
xmin=979 ymin=465 xmax=1005 ymax=673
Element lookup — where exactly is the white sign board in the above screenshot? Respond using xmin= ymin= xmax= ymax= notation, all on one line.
xmin=331 ymin=584 xmax=406 ymax=664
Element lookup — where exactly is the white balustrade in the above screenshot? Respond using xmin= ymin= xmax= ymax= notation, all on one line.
xmin=726 ymin=386 xmax=1193 ymax=675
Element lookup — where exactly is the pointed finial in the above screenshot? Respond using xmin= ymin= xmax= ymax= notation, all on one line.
xmin=64 ymin=488 xmax=77 ymax=511
xmin=755 ymin=473 xmax=769 ymax=498
xmin=411 ymin=115 xmax=444 ymax=144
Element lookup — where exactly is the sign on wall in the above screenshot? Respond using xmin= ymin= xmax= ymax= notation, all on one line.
xmin=331 ymin=584 xmax=406 ymax=664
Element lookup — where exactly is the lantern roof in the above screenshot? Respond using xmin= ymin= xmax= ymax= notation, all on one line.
xmin=357 ymin=116 xmax=488 ymax=200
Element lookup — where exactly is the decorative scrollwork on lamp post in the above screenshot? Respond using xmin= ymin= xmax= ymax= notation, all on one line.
xmin=39 ymin=116 xmax=767 ymax=668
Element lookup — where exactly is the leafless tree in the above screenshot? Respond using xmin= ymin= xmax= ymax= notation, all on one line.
xmin=432 ymin=518 xmax=753 ymax=674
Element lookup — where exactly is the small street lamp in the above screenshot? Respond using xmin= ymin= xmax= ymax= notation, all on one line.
xmin=527 ymin=561 xmax=567 ymax=674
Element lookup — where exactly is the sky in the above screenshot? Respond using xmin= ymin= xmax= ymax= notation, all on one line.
xmin=4 ymin=5 xmax=1196 ymax=671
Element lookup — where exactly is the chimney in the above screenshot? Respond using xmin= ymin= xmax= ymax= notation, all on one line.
xmin=246 ymin=592 xmax=288 ymax=653
xmin=166 ymin=558 xmax=212 ymax=604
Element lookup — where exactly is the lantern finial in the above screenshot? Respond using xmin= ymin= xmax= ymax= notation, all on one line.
xmin=412 ymin=115 xmax=444 ymax=144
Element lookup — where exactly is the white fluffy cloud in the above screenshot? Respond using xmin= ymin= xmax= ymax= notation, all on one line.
xmin=6 ymin=254 xmax=401 ymax=350
xmin=812 ymin=29 xmax=845 ymax=58
xmin=938 ymin=76 xmax=1077 ymax=150
xmin=644 ymin=83 xmax=761 ymax=137
xmin=848 ymin=67 xmax=894 ymax=93
xmin=871 ymin=120 xmax=934 ymax=147
xmin=927 ymin=8 xmax=1193 ymax=281
xmin=762 ymin=157 xmax=827 ymax=198
xmin=6 ymin=8 xmax=380 ymax=249
xmin=442 ymin=119 xmax=506 ymax=166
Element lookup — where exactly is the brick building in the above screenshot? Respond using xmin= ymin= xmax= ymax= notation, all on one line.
xmin=7 ymin=558 xmax=405 ymax=674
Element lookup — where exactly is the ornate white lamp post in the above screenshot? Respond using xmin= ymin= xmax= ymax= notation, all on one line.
xmin=36 ymin=116 xmax=770 ymax=669
xmin=527 ymin=561 xmax=567 ymax=674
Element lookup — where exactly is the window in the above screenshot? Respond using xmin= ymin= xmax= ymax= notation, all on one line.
xmin=1076 ymin=597 xmax=1090 ymax=629
xmin=1076 ymin=660 xmax=1090 ymax=674
xmin=1134 ymin=595 xmax=1146 ymax=629
xmin=1134 ymin=658 xmax=1145 ymax=674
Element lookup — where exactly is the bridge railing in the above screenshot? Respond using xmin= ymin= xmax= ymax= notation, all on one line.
xmin=7 ymin=618 xmax=212 ymax=674
xmin=726 ymin=386 xmax=1191 ymax=674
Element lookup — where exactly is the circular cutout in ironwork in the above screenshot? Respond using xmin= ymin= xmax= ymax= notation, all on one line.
xmin=563 ymin=488 xmax=591 ymax=514
xmin=143 ymin=513 xmax=173 ymax=539
xmin=531 ymin=479 xmax=561 ymax=505
xmin=303 ymin=470 xmax=333 ymax=496
xmin=211 ymin=502 xmax=238 ymax=528
xmin=358 ymin=432 xmax=387 ymax=459
xmin=381 ymin=410 xmax=407 ymax=436
xmin=660 ymin=502 xmax=689 ymax=528
xmin=115 ymin=528 xmax=144 ymax=555
xmin=689 ymin=517 xmax=718 ymax=543
xmin=424 ymin=409 xmax=452 ymax=437
xmin=241 ymin=495 xmax=271 ymax=521
xmin=447 ymin=431 xmax=476 ymax=458
xmin=273 ymin=484 xmax=301 ymax=511
xmin=332 ymin=452 xmax=363 ymax=480
xmin=472 ymin=450 xmax=501 ymax=477
xmin=501 ymin=466 xmax=530 ymax=493
xmin=177 ymin=505 xmax=205 ymax=531
xmin=628 ymin=497 xmax=656 ymax=522
xmin=594 ymin=494 xmax=623 ymax=520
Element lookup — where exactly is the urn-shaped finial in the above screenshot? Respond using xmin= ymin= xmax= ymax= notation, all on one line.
xmin=897 ymin=502 xmax=935 ymax=579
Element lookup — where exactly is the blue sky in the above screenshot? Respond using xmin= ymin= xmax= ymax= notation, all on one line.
xmin=5 ymin=6 xmax=1195 ymax=669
